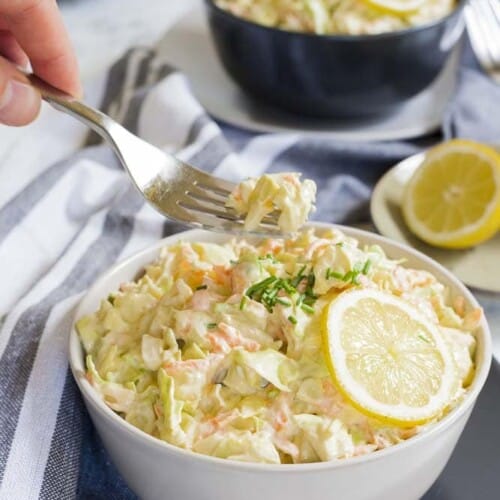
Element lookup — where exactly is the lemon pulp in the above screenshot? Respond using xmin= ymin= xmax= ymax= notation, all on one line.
xmin=323 ymin=289 xmax=458 ymax=425
xmin=402 ymin=139 xmax=500 ymax=249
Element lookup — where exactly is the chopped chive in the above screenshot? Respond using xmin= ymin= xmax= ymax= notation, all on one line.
xmin=362 ymin=259 xmax=372 ymax=275
xmin=344 ymin=271 xmax=354 ymax=281
xmin=326 ymin=268 xmax=344 ymax=280
xmin=282 ymin=280 xmax=296 ymax=294
xmin=302 ymin=295 xmax=316 ymax=306
xmin=239 ymin=296 xmax=247 ymax=310
xmin=418 ymin=334 xmax=430 ymax=343
xmin=245 ymin=276 xmax=278 ymax=297
xmin=301 ymin=304 xmax=315 ymax=314
xmin=306 ymin=272 xmax=315 ymax=289
xmin=344 ymin=270 xmax=361 ymax=284
xmin=336 ymin=242 xmax=344 ymax=247
xmin=107 ymin=294 xmax=115 ymax=305
xmin=196 ymin=285 xmax=208 ymax=290
xmin=207 ymin=323 xmax=217 ymax=329
xmin=276 ymin=298 xmax=291 ymax=307
xmin=290 ymin=265 xmax=307 ymax=287
xmin=288 ymin=315 xmax=298 ymax=325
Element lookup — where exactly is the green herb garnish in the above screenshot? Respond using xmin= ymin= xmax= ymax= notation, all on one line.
xmin=418 ymin=333 xmax=430 ymax=343
xmin=290 ymin=265 xmax=307 ymax=288
xmin=239 ymin=296 xmax=247 ymax=310
xmin=276 ymin=298 xmax=291 ymax=307
xmin=207 ymin=323 xmax=217 ymax=329
xmin=325 ymin=268 xmax=344 ymax=280
xmin=362 ymin=259 xmax=372 ymax=275
xmin=246 ymin=276 xmax=278 ymax=297
xmin=300 ymin=304 xmax=315 ymax=315
xmin=196 ymin=285 xmax=208 ymax=290
xmin=288 ymin=315 xmax=298 ymax=325
xmin=244 ymin=266 xmax=319 ymax=313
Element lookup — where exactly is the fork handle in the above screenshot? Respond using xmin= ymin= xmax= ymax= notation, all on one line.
xmin=20 ymin=66 xmax=178 ymax=190
xmin=19 ymin=68 xmax=119 ymax=143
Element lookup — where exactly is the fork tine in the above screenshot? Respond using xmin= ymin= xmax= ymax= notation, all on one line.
xmin=187 ymin=167 xmax=236 ymax=195
xmin=178 ymin=195 xmax=241 ymax=222
xmin=185 ymin=184 xmax=281 ymax=224
xmin=177 ymin=193 xmax=281 ymax=227
xmin=187 ymin=184 xmax=229 ymax=206
xmin=184 ymin=187 xmax=281 ymax=223
xmin=175 ymin=203 xmax=284 ymax=235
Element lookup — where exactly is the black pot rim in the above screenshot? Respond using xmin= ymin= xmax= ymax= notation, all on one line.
xmin=205 ymin=0 xmax=465 ymax=41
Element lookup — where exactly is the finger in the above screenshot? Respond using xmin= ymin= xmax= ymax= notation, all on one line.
xmin=0 ymin=55 xmax=41 ymax=126
xmin=0 ymin=30 xmax=29 ymax=66
xmin=1 ymin=0 xmax=81 ymax=97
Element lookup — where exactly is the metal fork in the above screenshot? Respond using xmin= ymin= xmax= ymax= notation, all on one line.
xmin=465 ymin=0 xmax=500 ymax=83
xmin=21 ymin=68 xmax=282 ymax=235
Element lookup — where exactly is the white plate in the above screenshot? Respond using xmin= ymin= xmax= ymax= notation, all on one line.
xmin=156 ymin=3 xmax=462 ymax=142
xmin=371 ymin=153 xmax=500 ymax=359
xmin=371 ymin=153 xmax=500 ymax=293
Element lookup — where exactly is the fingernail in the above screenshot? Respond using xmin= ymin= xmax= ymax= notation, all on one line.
xmin=0 ymin=79 xmax=41 ymax=126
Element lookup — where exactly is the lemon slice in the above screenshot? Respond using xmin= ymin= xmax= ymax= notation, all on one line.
xmin=364 ymin=0 xmax=425 ymax=15
xmin=402 ymin=139 xmax=500 ymax=249
xmin=322 ymin=289 xmax=457 ymax=425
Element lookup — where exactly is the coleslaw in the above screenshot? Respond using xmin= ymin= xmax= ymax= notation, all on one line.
xmin=77 ymin=228 xmax=478 ymax=464
xmin=215 ymin=0 xmax=456 ymax=35
xmin=227 ymin=173 xmax=316 ymax=232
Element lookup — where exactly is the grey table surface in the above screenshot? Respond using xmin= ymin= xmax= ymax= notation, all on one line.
xmin=424 ymin=358 xmax=500 ymax=499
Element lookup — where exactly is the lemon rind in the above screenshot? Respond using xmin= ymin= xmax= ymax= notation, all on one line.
xmin=402 ymin=140 xmax=500 ymax=249
xmin=322 ymin=289 xmax=458 ymax=426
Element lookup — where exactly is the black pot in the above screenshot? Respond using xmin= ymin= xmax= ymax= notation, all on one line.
xmin=204 ymin=0 xmax=465 ymax=118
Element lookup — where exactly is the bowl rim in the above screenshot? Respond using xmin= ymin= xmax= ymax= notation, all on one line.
xmin=204 ymin=0 xmax=465 ymax=42
xmin=69 ymin=223 xmax=492 ymax=472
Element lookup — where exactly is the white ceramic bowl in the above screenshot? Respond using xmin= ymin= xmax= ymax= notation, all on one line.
xmin=69 ymin=224 xmax=492 ymax=500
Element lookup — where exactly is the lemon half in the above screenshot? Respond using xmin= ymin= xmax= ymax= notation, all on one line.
xmin=322 ymin=289 xmax=457 ymax=426
xmin=402 ymin=139 xmax=500 ymax=249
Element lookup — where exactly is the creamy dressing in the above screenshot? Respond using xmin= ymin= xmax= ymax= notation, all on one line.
xmin=77 ymin=228 xmax=477 ymax=464
xmin=215 ymin=0 xmax=456 ymax=35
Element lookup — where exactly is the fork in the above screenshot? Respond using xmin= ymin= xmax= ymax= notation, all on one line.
xmin=20 ymin=68 xmax=282 ymax=235
xmin=465 ymin=0 xmax=500 ymax=83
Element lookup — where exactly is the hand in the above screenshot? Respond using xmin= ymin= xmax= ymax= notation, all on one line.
xmin=0 ymin=0 xmax=81 ymax=126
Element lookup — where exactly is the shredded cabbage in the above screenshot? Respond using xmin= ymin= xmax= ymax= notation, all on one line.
xmin=215 ymin=0 xmax=456 ymax=35
xmin=227 ymin=173 xmax=316 ymax=232
xmin=77 ymin=228 xmax=477 ymax=464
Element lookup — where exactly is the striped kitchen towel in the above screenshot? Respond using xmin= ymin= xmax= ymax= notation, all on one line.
xmin=0 ymin=34 xmax=499 ymax=499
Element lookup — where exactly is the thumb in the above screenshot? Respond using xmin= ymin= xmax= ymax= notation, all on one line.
xmin=0 ymin=56 xmax=41 ymax=126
